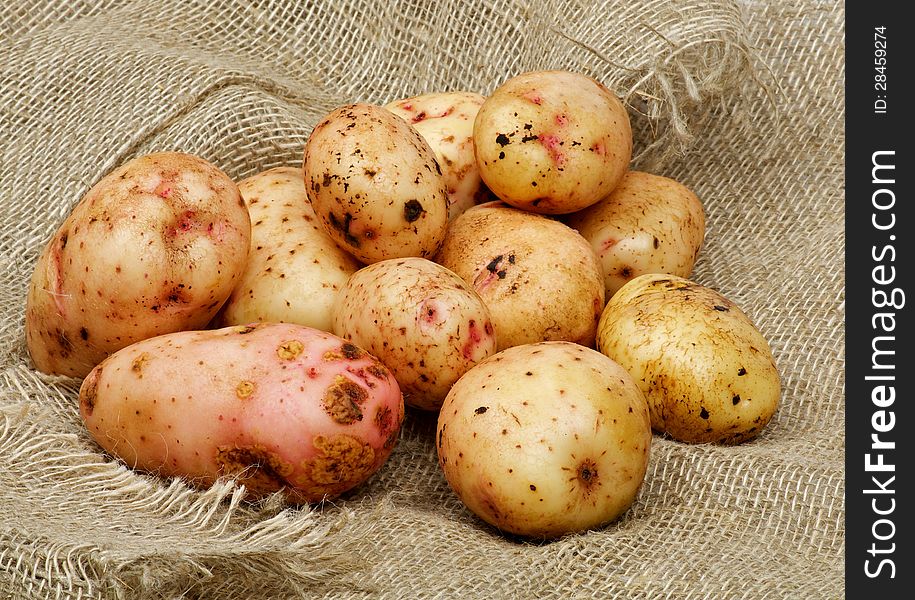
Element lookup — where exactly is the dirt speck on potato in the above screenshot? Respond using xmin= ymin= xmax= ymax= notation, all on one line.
xmin=215 ymin=444 xmax=293 ymax=495
xmin=236 ymin=380 xmax=255 ymax=399
xmin=131 ymin=353 xmax=151 ymax=375
xmin=323 ymin=375 xmax=368 ymax=424
xmin=277 ymin=340 xmax=304 ymax=360
xmin=308 ymin=434 xmax=376 ymax=486
xmin=80 ymin=367 xmax=101 ymax=416
xmin=404 ymin=199 xmax=425 ymax=222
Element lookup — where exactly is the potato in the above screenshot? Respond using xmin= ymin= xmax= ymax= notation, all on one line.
xmin=333 ymin=257 xmax=497 ymax=411
xmin=79 ymin=323 xmax=404 ymax=503
xmin=565 ymin=171 xmax=705 ymax=298
xmin=596 ymin=274 xmax=781 ymax=444
xmin=386 ymin=92 xmax=490 ymax=220
xmin=435 ymin=202 xmax=604 ymax=350
xmin=474 ymin=70 xmax=631 ymax=214
xmin=437 ymin=341 xmax=651 ymax=538
xmin=25 ymin=152 xmax=251 ymax=378
xmin=215 ymin=167 xmax=361 ymax=331
xmin=303 ymin=103 xmax=448 ymax=264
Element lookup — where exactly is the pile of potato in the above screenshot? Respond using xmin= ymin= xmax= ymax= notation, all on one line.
xmin=25 ymin=70 xmax=780 ymax=538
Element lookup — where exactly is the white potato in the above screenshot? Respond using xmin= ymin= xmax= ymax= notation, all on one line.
xmin=333 ymin=258 xmax=497 ymax=411
xmin=565 ymin=171 xmax=705 ymax=298
xmin=437 ymin=341 xmax=652 ymax=538
xmin=435 ymin=202 xmax=604 ymax=350
xmin=25 ymin=151 xmax=250 ymax=377
xmin=386 ymin=92 xmax=491 ymax=220
xmin=215 ymin=167 xmax=361 ymax=332
xmin=474 ymin=70 xmax=631 ymax=214
xmin=303 ymin=103 xmax=448 ymax=264
xmin=597 ymin=274 xmax=781 ymax=444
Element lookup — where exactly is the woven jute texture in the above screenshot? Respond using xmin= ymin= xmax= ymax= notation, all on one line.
xmin=0 ymin=0 xmax=844 ymax=598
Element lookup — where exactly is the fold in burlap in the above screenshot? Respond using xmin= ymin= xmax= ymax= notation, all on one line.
xmin=0 ymin=0 xmax=843 ymax=597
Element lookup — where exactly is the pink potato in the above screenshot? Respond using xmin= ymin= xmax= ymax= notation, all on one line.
xmin=79 ymin=323 xmax=404 ymax=503
xmin=25 ymin=152 xmax=251 ymax=378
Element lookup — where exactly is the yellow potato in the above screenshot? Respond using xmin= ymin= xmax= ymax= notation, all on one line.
xmin=303 ymin=103 xmax=448 ymax=264
xmin=435 ymin=202 xmax=605 ymax=351
xmin=565 ymin=171 xmax=705 ymax=298
xmin=332 ymin=257 xmax=497 ymax=411
xmin=474 ymin=70 xmax=631 ymax=214
xmin=597 ymin=274 xmax=781 ymax=444
xmin=437 ymin=341 xmax=651 ymax=538
xmin=386 ymin=92 xmax=490 ymax=220
xmin=216 ymin=167 xmax=361 ymax=332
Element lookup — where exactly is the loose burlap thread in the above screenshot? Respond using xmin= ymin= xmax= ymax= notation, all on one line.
xmin=0 ymin=0 xmax=844 ymax=598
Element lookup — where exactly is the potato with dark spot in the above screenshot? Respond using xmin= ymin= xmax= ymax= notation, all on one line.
xmin=79 ymin=323 xmax=404 ymax=503
xmin=215 ymin=167 xmax=360 ymax=331
xmin=435 ymin=202 xmax=604 ymax=350
xmin=333 ymin=257 xmax=497 ymax=411
xmin=25 ymin=152 xmax=251 ymax=377
xmin=474 ymin=70 xmax=631 ymax=214
xmin=437 ymin=341 xmax=651 ymax=538
xmin=565 ymin=171 xmax=706 ymax=299
xmin=597 ymin=274 xmax=781 ymax=444
xmin=386 ymin=92 xmax=490 ymax=220
xmin=303 ymin=103 xmax=448 ymax=263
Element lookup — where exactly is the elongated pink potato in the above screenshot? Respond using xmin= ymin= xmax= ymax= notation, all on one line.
xmin=26 ymin=152 xmax=251 ymax=377
xmin=79 ymin=323 xmax=404 ymax=503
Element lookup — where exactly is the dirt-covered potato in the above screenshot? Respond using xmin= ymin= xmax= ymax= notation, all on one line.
xmin=79 ymin=323 xmax=404 ymax=503
xmin=435 ymin=203 xmax=604 ymax=350
xmin=386 ymin=92 xmax=491 ymax=220
xmin=25 ymin=152 xmax=251 ymax=378
xmin=474 ymin=70 xmax=631 ymax=214
xmin=303 ymin=103 xmax=448 ymax=264
xmin=215 ymin=167 xmax=360 ymax=331
xmin=597 ymin=274 xmax=781 ymax=444
xmin=437 ymin=341 xmax=652 ymax=538
xmin=565 ymin=171 xmax=705 ymax=298
xmin=333 ymin=257 xmax=496 ymax=411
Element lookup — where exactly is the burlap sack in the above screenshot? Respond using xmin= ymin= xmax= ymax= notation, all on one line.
xmin=0 ymin=0 xmax=844 ymax=598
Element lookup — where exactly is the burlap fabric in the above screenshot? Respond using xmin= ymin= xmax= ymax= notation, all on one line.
xmin=0 ymin=0 xmax=844 ymax=597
